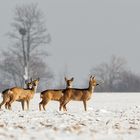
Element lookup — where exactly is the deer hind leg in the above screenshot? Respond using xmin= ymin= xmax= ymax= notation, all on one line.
xmin=39 ymin=101 xmax=43 ymax=111
xmin=0 ymin=100 xmax=5 ymax=109
xmin=8 ymin=98 xmax=15 ymax=110
xmin=5 ymin=102 xmax=9 ymax=109
xmin=39 ymin=99 xmax=46 ymax=111
xmin=42 ymin=100 xmax=50 ymax=111
xmin=0 ymin=96 xmax=10 ymax=109
xmin=83 ymin=100 xmax=87 ymax=111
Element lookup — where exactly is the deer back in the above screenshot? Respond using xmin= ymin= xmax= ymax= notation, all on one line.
xmin=41 ymin=89 xmax=64 ymax=101
xmin=63 ymin=88 xmax=92 ymax=101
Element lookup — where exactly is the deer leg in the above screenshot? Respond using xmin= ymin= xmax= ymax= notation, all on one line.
xmin=39 ymin=100 xmax=43 ymax=111
xmin=59 ymin=101 xmax=63 ymax=111
xmin=42 ymin=100 xmax=49 ymax=111
xmin=59 ymin=97 xmax=67 ymax=111
xmin=0 ymin=97 xmax=10 ymax=109
xmin=0 ymin=100 xmax=5 ymax=109
xmin=60 ymin=99 xmax=70 ymax=111
xmin=59 ymin=101 xmax=67 ymax=111
xmin=5 ymin=102 xmax=8 ymax=109
xmin=8 ymin=99 xmax=15 ymax=110
xmin=83 ymin=100 xmax=87 ymax=111
xmin=39 ymin=101 xmax=43 ymax=111
xmin=26 ymin=100 xmax=30 ymax=111
xmin=63 ymin=104 xmax=67 ymax=111
xmin=59 ymin=97 xmax=64 ymax=111
xmin=8 ymin=102 xmax=11 ymax=110
xmin=21 ymin=101 xmax=25 ymax=111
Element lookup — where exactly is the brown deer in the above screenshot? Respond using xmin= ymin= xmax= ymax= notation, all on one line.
xmin=59 ymin=76 xmax=99 ymax=111
xmin=0 ymin=80 xmax=33 ymax=110
xmin=0 ymin=78 xmax=39 ymax=110
xmin=39 ymin=77 xmax=74 ymax=111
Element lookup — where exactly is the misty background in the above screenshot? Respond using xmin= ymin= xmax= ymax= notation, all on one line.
xmin=0 ymin=0 xmax=140 ymax=92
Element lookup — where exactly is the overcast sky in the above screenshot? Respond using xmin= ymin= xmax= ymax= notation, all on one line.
xmin=0 ymin=0 xmax=140 ymax=86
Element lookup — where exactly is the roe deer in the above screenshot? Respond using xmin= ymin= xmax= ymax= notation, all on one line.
xmin=39 ymin=77 xmax=74 ymax=111
xmin=59 ymin=76 xmax=99 ymax=111
xmin=0 ymin=78 xmax=39 ymax=110
xmin=0 ymin=81 xmax=33 ymax=110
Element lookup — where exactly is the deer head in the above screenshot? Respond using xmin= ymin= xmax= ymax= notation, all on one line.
xmin=65 ymin=77 xmax=74 ymax=88
xmin=89 ymin=75 xmax=99 ymax=87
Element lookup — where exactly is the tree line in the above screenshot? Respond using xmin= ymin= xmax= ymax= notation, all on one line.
xmin=91 ymin=55 xmax=140 ymax=92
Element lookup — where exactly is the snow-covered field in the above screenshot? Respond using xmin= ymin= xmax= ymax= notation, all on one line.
xmin=0 ymin=93 xmax=140 ymax=140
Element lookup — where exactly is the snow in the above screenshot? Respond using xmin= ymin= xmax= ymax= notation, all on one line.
xmin=0 ymin=93 xmax=140 ymax=140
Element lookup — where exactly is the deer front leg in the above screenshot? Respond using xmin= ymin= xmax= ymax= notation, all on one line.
xmin=8 ymin=99 xmax=15 ymax=110
xmin=63 ymin=104 xmax=67 ymax=111
xmin=26 ymin=100 xmax=30 ymax=110
xmin=59 ymin=101 xmax=64 ymax=111
xmin=21 ymin=101 xmax=25 ymax=110
xmin=60 ymin=99 xmax=70 ymax=111
xmin=59 ymin=101 xmax=67 ymax=111
xmin=83 ymin=100 xmax=87 ymax=111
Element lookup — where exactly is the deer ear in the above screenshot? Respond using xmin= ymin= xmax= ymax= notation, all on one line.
xmin=64 ymin=77 xmax=67 ymax=82
xmin=92 ymin=76 xmax=95 ymax=80
xmin=71 ymin=77 xmax=74 ymax=81
xmin=90 ymin=75 xmax=92 ymax=81
xmin=37 ymin=77 xmax=40 ymax=81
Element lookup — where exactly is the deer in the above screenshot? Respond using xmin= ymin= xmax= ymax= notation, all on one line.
xmin=39 ymin=77 xmax=74 ymax=111
xmin=0 ymin=78 xmax=39 ymax=110
xmin=0 ymin=80 xmax=33 ymax=110
xmin=59 ymin=76 xmax=99 ymax=111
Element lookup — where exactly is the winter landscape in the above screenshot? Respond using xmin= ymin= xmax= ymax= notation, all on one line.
xmin=0 ymin=1 xmax=140 ymax=140
xmin=0 ymin=93 xmax=140 ymax=140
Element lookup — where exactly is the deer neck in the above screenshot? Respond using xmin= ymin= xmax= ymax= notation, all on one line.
xmin=88 ymin=84 xmax=95 ymax=93
xmin=32 ymin=85 xmax=38 ymax=93
xmin=66 ymin=85 xmax=72 ymax=89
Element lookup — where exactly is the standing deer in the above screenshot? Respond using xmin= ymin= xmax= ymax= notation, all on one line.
xmin=59 ymin=76 xmax=99 ymax=111
xmin=0 ymin=78 xmax=39 ymax=110
xmin=39 ymin=77 xmax=74 ymax=111
xmin=0 ymin=80 xmax=33 ymax=110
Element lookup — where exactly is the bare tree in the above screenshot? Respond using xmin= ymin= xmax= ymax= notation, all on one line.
xmin=91 ymin=55 xmax=127 ymax=92
xmin=11 ymin=3 xmax=51 ymax=81
xmin=0 ymin=3 xmax=53 ymax=88
xmin=116 ymin=71 xmax=140 ymax=92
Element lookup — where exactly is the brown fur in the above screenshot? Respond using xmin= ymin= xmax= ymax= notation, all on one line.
xmin=59 ymin=76 xmax=98 ymax=111
xmin=1 ymin=82 xmax=33 ymax=110
xmin=39 ymin=77 xmax=74 ymax=111
xmin=0 ymin=78 xmax=39 ymax=110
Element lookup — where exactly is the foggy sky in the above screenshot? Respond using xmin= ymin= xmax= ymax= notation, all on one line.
xmin=0 ymin=0 xmax=140 ymax=86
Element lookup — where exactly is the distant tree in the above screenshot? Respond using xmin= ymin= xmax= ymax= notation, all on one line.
xmin=116 ymin=71 xmax=140 ymax=92
xmin=91 ymin=55 xmax=127 ymax=92
xmin=0 ymin=3 xmax=53 ymax=89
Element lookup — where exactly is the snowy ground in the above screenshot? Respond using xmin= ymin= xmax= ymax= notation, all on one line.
xmin=0 ymin=93 xmax=140 ymax=140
